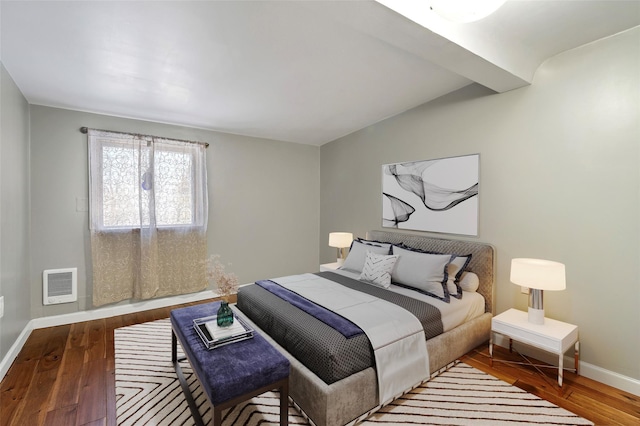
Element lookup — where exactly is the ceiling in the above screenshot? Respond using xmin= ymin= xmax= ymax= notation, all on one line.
xmin=1 ymin=1 xmax=638 ymax=146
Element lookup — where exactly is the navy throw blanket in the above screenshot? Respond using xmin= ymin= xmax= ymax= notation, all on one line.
xmin=255 ymin=279 xmax=364 ymax=339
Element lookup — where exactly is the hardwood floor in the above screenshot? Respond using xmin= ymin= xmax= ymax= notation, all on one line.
xmin=461 ymin=346 xmax=640 ymax=426
xmin=2 ymin=300 xmax=639 ymax=426
xmin=0 ymin=300 xmax=208 ymax=426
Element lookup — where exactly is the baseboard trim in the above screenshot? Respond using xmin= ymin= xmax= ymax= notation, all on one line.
xmin=3 ymin=297 xmax=639 ymax=398
xmin=0 ymin=322 xmax=35 ymax=383
xmin=493 ymin=335 xmax=640 ymax=396
xmin=579 ymin=360 xmax=640 ymax=397
xmin=0 ymin=289 xmax=218 ymax=381
xmin=30 ymin=289 xmax=218 ymax=329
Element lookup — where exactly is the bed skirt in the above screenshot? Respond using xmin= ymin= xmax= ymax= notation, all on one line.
xmin=233 ymin=304 xmax=491 ymax=426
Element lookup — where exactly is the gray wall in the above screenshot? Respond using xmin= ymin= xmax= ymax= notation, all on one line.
xmin=0 ymin=63 xmax=31 ymax=361
xmin=320 ymin=28 xmax=639 ymax=380
xmin=29 ymin=106 xmax=320 ymax=318
xmin=2 ymin=20 xmax=638 ymax=386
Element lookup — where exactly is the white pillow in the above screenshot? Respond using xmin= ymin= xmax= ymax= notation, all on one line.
xmin=342 ymin=240 xmax=391 ymax=272
xmin=359 ymin=251 xmax=398 ymax=288
xmin=459 ymin=271 xmax=480 ymax=292
xmin=391 ymin=245 xmax=451 ymax=302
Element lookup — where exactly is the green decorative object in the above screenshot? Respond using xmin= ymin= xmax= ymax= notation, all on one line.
xmin=216 ymin=300 xmax=234 ymax=327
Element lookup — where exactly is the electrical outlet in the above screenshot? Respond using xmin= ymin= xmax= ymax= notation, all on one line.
xmin=0 ymin=296 xmax=4 ymax=318
xmin=521 ymin=286 xmax=529 ymax=294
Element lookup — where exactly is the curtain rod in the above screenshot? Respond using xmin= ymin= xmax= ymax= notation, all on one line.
xmin=79 ymin=127 xmax=209 ymax=148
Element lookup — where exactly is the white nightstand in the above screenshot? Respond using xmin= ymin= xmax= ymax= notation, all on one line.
xmin=490 ymin=308 xmax=579 ymax=391
xmin=320 ymin=262 xmax=341 ymax=272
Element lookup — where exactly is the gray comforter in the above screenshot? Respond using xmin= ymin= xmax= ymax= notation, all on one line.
xmin=236 ymin=271 xmax=443 ymax=384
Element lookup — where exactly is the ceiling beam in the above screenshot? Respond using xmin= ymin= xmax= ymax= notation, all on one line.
xmin=311 ymin=0 xmax=533 ymax=93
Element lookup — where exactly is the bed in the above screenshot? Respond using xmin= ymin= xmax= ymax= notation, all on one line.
xmin=236 ymin=230 xmax=495 ymax=426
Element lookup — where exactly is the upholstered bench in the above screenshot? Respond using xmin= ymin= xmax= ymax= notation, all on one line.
xmin=170 ymin=302 xmax=290 ymax=426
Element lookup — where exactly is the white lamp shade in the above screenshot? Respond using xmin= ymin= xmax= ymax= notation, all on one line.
xmin=510 ymin=258 xmax=566 ymax=291
xmin=328 ymin=232 xmax=353 ymax=248
xmin=429 ymin=0 xmax=507 ymax=23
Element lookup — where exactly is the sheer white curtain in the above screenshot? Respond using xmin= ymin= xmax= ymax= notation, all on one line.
xmin=88 ymin=129 xmax=208 ymax=306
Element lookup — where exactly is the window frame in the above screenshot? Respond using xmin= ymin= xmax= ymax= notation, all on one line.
xmin=88 ymin=130 xmax=207 ymax=232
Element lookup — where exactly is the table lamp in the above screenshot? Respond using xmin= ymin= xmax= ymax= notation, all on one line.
xmin=510 ymin=258 xmax=566 ymax=325
xmin=328 ymin=232 xmax=353 ymax=266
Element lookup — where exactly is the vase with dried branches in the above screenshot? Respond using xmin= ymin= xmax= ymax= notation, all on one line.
xmin=205 ymin=254 xmax=239 ymax=327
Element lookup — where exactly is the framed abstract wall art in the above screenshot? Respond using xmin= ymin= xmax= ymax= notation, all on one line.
xmin=382 ymin=154 xmax=479 ymax=236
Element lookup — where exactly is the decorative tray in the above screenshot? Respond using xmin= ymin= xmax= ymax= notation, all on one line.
xmin=193 ymin=314 xmax=254 ymax=350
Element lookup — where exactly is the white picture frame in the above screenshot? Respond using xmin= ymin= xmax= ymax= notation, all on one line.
xmin=382 ymin=154 xmax=479 ymax=236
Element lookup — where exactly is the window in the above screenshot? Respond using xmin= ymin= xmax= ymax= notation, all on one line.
xmin=87 ymin=129 xmax=209 ymax=306
xmin=88 ymin=130 xmax=207 ymax=231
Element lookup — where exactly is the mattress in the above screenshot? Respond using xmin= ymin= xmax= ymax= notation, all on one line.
xmin=331 ymin=268 xmax=485 ymax=332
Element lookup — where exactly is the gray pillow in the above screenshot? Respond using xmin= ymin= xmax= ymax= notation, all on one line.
xmin=391 ymin=245 xmax=452 ymax=302
xmin=357 ymin=238 xmax=394 ymax=250
xmin=342 ymin=240 xmax=392 ymax=272
xmin=446 ymin=254 xmax=472 ymax=299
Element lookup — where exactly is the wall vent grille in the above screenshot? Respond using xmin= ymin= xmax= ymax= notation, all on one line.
xmin=43 ymin=268 xmax=77 ymax=305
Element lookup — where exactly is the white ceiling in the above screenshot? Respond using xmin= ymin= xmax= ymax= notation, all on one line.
xmin=1 ymin=1 xmax=639 ymax=145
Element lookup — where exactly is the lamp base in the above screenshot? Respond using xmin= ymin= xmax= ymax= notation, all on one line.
xmin=337 ymin=247 xmax=348 ymax=266
xmin=528 ymin=307 xmax=545 ymax=325
xmin=528 ymin=288 xmax=545 ymax=324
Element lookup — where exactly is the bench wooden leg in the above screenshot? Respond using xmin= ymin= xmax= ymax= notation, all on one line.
xmin=280 ymin=379 xmax=289 ymax=426
xmin=172 ymin=329 xmax=205 ymax=426
xmin=172 ymin=331 xmax=177 ymax=363
xmin=213 ymin=406 xmax=222 ymax=426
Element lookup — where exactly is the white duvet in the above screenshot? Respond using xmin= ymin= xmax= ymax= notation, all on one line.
xmin=271 ymin=273 xmax=429 ymax=406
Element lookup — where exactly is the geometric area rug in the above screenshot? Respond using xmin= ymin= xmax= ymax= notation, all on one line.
xmin=115 ymin=319 xmax=593 ymax=426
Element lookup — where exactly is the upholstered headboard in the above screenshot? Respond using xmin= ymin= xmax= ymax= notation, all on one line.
xmin=367 ymin=230 xmax=496 ymax=314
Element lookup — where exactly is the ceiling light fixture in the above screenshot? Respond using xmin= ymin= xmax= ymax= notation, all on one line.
xmin=429 ymin=0 xmax=507 ymax=23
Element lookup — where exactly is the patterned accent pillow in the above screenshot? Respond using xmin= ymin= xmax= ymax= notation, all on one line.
xmin=359 ymin=251 xmax=399 ymax=288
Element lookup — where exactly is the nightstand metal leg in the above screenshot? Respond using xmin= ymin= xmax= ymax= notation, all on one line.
xmin=489 ymin=333 xmax=494 ymax=367
xmin=558 ymin=353 xmax=563 ymax=388
xmin=509 ymin=338 xmax=513 ymax=353
xmin=575 ymin=341 xmax=580 ymax=375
